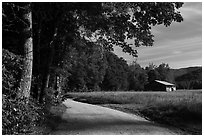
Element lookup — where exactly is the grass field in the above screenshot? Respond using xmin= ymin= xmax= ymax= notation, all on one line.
xmin=64 ymin=90 xmax=202 ymax=134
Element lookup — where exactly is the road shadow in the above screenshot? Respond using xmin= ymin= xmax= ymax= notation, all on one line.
xmin=44 ymin=103 xmax=69 ymax=132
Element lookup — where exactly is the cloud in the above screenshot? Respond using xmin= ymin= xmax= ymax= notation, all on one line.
xmin=136 ymin=36 xmax=202 ymax=68
xmin=172 ymin=51 xmax=181 ymax=55
xmin=180 ymin=2 xmax=202 ymax=19
xmin=151 ymin=2 xmax=202 ymax=44
xmin=167 ymin=58 xmax=202 ymax=69
xmin=114 ymin=2 xmax=202 ymax=69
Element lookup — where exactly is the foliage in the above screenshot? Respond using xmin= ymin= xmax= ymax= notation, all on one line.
xmin=101 ymin=52 xmax=129 ymax=91
xmin=2 ymin=49 xmax=23 ymax=96
xmin=2 ymin=96 xmax=45 ymax=135
xmin=145 ymin=64 xmax=202 ymax=90
xmin=2 ymin=2 xmax=187 ymax=134
xmin=61 ymin=38 xmax=107 ymax=92
xmin=2 ymin=49 xmax=46 ymax=135
xmin=3 ymin=2 xmax=184 ymax=102
xmin=44 ymin=88 xmax=64 ymax=106
xmin=145 ymin=63 xmax=170 ymax=83
xmin=128 ymin=62 xmax=147 ymax=91
xmin=175 ymin=68 xmax=202 ymax=89
xmin=155 ymin=63 xmax=170 ymax=81
xmin=62 ymin=53 xmax=202 ymax=92
xmin=81 ymin=2 xmax=184 ymax=56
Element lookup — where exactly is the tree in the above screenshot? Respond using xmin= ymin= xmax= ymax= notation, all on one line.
xmin=128 ymin=62 xmax=147 ymax=91
xmin=3 ymin=3 xmax=33 ymax=102
xmin=175 ymin=68 xmax=202 ymax=89
xmin=101 ymin=52 xmax=129 ymax=91
xmin=145 ymin=63 xmax=172 ymax=83
xmin=36 ymin=2 xmax=184 ymax=100
xmin=145 ymin=63 xmax=160 ymax=83
xmin=47 ymin=36 xmax=108 ymax=92
xmin=3 ymin=2 xmax=184 ymax=102
xmin=156 ymin=63 xmax=170 ymax=81
xmin=18 ymin=3 xmax=33 ymax=101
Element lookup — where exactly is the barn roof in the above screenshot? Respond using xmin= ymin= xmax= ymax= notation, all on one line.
xmin=155 ymin=80 xmax=175 ymax=86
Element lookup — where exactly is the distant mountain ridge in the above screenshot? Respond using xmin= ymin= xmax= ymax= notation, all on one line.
xmin=171 ymin=66 xmax=201 ymax=78
xmin=170 ymin=66 xmax=202 ymax=89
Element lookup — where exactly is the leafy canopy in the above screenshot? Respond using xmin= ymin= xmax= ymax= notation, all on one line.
xmin=32 ymin=2 xmax=184 ymax=58
xmin=3 ymin=2 xmax=183 ymax=58
xmin=77 ymin=2 xmax=184 ymax=57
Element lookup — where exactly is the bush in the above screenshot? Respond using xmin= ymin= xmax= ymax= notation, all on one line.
xmin=2 ymin=49 xmax=46 ymax=135
xmin=2 ymin=95 xmax=45 ymax=135
xmin=44 ymin=88 xmax=63 ymax=106
xmin=2 ymin=49 xmax=23 ymax=96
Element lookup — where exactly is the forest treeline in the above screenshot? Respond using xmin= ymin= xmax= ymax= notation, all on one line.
xmin=3 ymin=44 xmax=202 ymax=94
xmin=2 ymin=2 xmax=188 ymax=134
xmin=48 ymin=49 xmax=202 ymax=92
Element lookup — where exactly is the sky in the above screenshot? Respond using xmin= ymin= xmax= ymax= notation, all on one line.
xmin=113 ymin=2 xmax=202 ymax=69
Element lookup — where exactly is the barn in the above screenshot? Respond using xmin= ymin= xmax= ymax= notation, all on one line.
xmin=146 ymin=80 xmax=176 ymax=92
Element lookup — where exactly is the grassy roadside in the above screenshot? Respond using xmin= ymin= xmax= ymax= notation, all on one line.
xmin=30 ymin=89 xmax=68 ymax=135
xmin=65 ymin=90 xmax=202 ymax=135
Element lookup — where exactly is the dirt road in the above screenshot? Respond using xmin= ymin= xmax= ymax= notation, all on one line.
xmin=49 ymin=99 xmax=182 ymax=135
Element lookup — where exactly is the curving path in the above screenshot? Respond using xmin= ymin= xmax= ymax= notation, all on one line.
xmin=49 ymin=99 xmax=182 ymax=135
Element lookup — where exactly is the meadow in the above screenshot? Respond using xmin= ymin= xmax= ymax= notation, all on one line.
xmin=65 ymin=90 xmax=202 ymax=134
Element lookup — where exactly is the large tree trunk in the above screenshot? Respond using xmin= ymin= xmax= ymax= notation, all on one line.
xmin=18 ymin=3 xmax=33 ymax=102
xmin=33 ymin=21 xmax=42 ymax=101
xmin=39 ymin=28 xmax=58 ymax=103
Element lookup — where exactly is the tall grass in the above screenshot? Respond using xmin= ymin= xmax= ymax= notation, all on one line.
xmin=67 ymin=90 xmax=201 ymax=107
xmin=66 ymin=90 xmax=202 ymax=134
